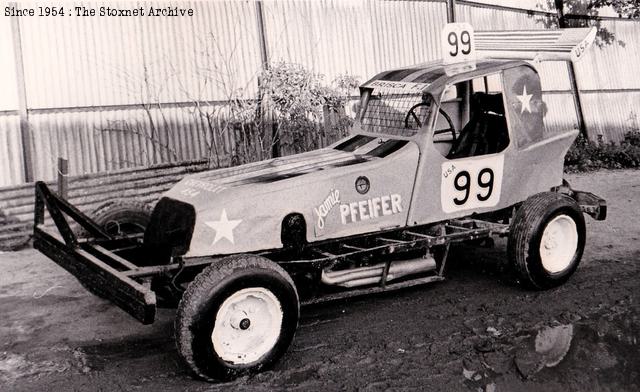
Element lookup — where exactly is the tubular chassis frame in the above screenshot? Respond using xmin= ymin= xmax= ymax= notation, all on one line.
xmin=33 ymin=181 xmax=605 ymax=324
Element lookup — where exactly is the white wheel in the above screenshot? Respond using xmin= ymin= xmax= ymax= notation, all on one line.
xmin=508 ymin=192 xmax=586 ymax=290
xmin=212 ymin=287 xmax=283 ymax=365
xmin=176 ymin=255 xmax=299 ymax=381
xmin=539 ymin=215 xmax=578 ymax=273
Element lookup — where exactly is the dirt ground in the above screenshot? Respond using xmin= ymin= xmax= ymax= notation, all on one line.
xmin=1 ymin=169 xmax=638 ymax=392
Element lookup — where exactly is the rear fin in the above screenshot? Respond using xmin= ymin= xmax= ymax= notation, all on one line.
xmin=475 ymin=27 xmax=597 ymax=63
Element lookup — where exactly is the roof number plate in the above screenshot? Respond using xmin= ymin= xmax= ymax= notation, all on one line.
xmin=442 ymin=23 xmax=476 ymax=65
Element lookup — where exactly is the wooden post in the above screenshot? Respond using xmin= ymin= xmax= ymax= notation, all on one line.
xmin=447 ymin=0 xmax=456 ymax=23
xmin=255 ymin=0 xmax=269 ymax=71
xmin=322 ymin=104 xmax=331 ymax=147
xmin=58 ymin=157 xmax=68 ymax=199
xmin=10 ymin=8 xmax=34 ymax=183
xmin=255 ymin=1 xmax=280 ymax=158
xmin=554 ymin=0 xmax=590 ymax=140
xmin=271 ymin=121 xmax=280 ymax=158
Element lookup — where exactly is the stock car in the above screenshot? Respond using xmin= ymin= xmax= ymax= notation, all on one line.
xmin=33 ymin=24 xmax=606 ymax=381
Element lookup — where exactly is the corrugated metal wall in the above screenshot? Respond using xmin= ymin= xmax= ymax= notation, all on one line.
xmin=0 ymin=0 xmax=638 ymax=187
xmin=260 ymin=0 xmax=448 ymax=84
xmin=573 ymin=19 xmax=640 ymax=141
xmin=1 ymin=0 xmax=263 ymax=185
xmin=27 ymin=104 xmax=230 ymax=178
xmin=458 ymin=1 xmax=551 ymax=29
xmin=17 ymin=0 xmax=262 ymax=108
xmin=0 ymin=14 xmax=18 ymax=111
xmin=574 ymin=20 xmax=640 ymax=91
xmin=0 ymin=115 xmax=24 ymax=186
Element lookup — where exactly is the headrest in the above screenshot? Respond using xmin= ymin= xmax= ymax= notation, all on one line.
xmin=472 ymin=92 xmax=504 ymax=115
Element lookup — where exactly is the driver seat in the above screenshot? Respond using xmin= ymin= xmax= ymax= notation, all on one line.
xmin=447 ymin=92 xmax=505 ymax=159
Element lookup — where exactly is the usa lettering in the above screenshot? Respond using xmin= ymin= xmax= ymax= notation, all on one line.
xmin=443 ymin=164 xmax=456 ymax=178
xmin=340 ymin=194 xmax=402 ymax=224
xmin=314 ymin=189 xmax=340 ymax=229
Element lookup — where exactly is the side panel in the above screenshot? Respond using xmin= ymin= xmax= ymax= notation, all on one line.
xmin=503 ymin=65 xmax=545 ymax=149
xmin=501 ymin=131 xmax=577 ymax=201
xmin=409 ymin=145 xmax=513 ymax=225
xmin=499 ymin=64 xmax=576 ymax=205
xmin=174 ymin=141 xmax=420 ymax=256
xmin=310 ymin=142 xmax=420 ymax=240
xmin=440 ymin=154 xmax=504 ymax=214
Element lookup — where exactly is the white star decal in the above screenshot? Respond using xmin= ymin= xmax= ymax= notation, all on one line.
xmin=205 ymin=209 xmax=242 ymax=245
xmin=516 ymin=85 xmax=533 ymax=114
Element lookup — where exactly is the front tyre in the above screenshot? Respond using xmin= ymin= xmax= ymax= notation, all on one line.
xmin=175 ymin=255 xmax=299 ymax=382
xmin=508 ymin=192 xmax=586 ymax=290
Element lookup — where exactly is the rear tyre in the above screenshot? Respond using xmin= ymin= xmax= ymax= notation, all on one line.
xmin=508 ymin=192 xmax=586 ymax=290
xmin=175 ymin=255 xmax=299 ymax=382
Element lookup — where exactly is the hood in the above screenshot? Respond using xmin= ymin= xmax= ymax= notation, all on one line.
xmin=174 ymin=135 xmax=409 ymax=193
xmin=184 ymin=148 xmax=372 ymax=192
xmin=156 ymin=135 xmax=416 ymax=257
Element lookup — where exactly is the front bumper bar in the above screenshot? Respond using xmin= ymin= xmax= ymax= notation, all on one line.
xmin=33 ymin=182 xmax=156 ymax=324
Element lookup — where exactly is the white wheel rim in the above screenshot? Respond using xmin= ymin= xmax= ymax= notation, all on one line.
xmin=211 ymin=287 xmax=283 ymax=365
xmin=539 ymin=214 xmax=578 ymax=273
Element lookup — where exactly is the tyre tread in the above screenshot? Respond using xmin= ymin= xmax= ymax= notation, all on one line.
xmin=175 ymin=254 xmax=298 ymax=381
xmin=76 ymin=199 xmax=152 ymax=237
xmin=508 ymin=192 xmax=585 ymax=290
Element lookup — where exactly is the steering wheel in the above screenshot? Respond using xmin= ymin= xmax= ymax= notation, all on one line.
xmin=404 ymin=103 xmax=457 ymax=142
xmin=433 ymin=107 xmax=457 ymax=143
xmin=404 ymin=102 xmax=430 ymax=129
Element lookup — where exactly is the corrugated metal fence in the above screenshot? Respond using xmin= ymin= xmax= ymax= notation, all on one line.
xmin=572 ymin=18 xmax=640 ymax=141
xmin=0 ymin=160 xmax=209 ymax=249
xmin=0 ymin=0 xmax=638 ymax=188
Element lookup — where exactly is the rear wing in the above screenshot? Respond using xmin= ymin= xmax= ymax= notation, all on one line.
xmin=475 ymin=27 xmax=597 ymax=63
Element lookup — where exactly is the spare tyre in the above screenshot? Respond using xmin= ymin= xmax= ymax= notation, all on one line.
xmin=82 ymin=199 xmax=152 ymax=238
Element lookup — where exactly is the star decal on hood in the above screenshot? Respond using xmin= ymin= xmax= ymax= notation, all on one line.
xmin=205 ymin=209 xmax=242 ymax=245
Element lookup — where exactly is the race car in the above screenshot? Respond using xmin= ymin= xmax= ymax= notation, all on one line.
xmin=33 ymin=24 xmax=606 ymax=382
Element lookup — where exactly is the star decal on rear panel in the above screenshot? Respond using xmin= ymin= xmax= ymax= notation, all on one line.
xmin=205 ymin=209 xmax=242 ymax=245
xmin=516 ymin=85 xmax=533 ymax=114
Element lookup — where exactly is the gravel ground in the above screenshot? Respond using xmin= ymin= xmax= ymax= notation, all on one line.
xmin=0 ymin=169 xmax=638 ymax=391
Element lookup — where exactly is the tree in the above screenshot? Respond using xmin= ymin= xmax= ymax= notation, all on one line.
xmin=585 ymin=0 xmax=640 ymax=18
xmin=546 ymin=0 xmax=639 ymax=46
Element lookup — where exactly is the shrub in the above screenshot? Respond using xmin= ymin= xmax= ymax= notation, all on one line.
xmin=260 ymin=62 xmax=359 ymax=155
xmin=565 ymin=130 xmax=640 ymax=172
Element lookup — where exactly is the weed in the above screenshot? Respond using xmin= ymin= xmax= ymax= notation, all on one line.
xmin=565 ymin=130 xmax=640 ymax=172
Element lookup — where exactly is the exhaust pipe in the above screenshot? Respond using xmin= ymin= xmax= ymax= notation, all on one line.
xmin=321 ymin=256 xmax=436 ymax=288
